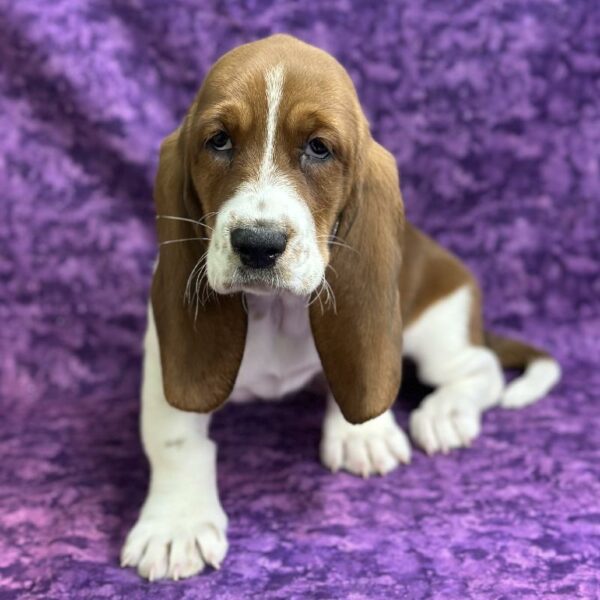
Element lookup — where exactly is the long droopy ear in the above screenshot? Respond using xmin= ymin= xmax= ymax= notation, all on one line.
xmin=310 ymin=141 xmax=404 ymax=424
xmin=151 ymin=127 xmax=247 ymax=412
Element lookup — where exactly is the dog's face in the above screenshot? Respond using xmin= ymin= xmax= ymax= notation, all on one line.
xmin=182 ymin=36 xmax=366 ymax=296
xmin=153 ymin=35 xmax=405 ymax=422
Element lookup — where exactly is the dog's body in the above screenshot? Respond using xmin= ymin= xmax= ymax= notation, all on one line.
xmin=121 ymin=36 xmax=560 ymax=580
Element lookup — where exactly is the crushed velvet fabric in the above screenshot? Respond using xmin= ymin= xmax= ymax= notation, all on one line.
xmin=1 ymin=1 xmax=598 ymax=598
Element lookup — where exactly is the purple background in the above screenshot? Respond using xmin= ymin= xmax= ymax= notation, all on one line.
xmin=1 ymin=1 xmax=599 ymax=598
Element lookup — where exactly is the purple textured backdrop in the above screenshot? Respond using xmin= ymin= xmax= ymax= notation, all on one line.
xmin=1 ymin=1 xmax=599 ymax=598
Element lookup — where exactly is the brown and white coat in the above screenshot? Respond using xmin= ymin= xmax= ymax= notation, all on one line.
xmin=121 ymin=35 xmax=560 ymax=581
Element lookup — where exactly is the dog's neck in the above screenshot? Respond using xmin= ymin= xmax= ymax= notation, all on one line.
xmin=243 ymin=292 xmax=310 ymax=338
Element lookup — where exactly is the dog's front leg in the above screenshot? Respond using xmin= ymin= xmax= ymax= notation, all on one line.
xmin=121 ymin=305 xmax=228 ymax=581
xmin=320 ymin=393 xmax=412 ymax=477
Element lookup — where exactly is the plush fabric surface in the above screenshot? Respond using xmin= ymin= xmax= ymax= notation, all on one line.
xmin=1 ymin=1 xmax=599 ymax=598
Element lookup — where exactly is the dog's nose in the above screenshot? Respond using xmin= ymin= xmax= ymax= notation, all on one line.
xmin=230 ymin=227 xmax=288 ymax=269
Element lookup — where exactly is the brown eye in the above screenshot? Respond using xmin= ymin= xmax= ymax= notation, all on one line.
xmin=305 ymin=138 xmax=331 ymax=160
xmin=208 ymin=131 xmax=232 ymax=152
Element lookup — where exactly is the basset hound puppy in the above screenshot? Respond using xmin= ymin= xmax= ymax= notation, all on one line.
xmin=121 ymin=35 xmax=561 ymax=580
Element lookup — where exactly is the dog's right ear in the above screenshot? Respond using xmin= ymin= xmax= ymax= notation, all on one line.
xmin=151 ymin=127 xmax=247 ymax=413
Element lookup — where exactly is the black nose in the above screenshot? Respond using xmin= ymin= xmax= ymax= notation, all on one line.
xmin=230 ymin=227 xmax=288 ymax=269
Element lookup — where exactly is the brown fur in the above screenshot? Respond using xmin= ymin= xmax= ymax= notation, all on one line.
xmin=311 ymin=141 xmax=405 ymax=423
xmin=483 ymin=331 xmax=549 ymax=369
xmin=398 ymin=224 xmax=551 ymax=366
xmin=152 ymin=133 xmax=247 ymax=412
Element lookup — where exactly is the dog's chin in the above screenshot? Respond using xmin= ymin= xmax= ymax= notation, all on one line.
xmin=210 ymin=267 xmax=322 ymax=298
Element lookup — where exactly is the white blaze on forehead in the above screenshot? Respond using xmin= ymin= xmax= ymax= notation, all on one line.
xmin=259 ymin=64 xmax=285 ymax=182
xmin=206 ymin=62 xmax=325 ymax=296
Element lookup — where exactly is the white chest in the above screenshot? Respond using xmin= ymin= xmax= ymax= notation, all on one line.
xmin=228 ymin=294 xmax=323 ymax=402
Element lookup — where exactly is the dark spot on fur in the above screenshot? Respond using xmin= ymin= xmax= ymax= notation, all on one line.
xmin=165 ymin=437 xmax=186 ymax=448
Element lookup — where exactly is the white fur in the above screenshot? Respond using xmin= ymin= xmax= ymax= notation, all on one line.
xmin=121 ymin=306 xmax=225 ymax=580
xmin=124 ymin=283 xmax=558 ymax=579
xmin=206 ymin=179 xmax=324 ymax=295
xmin=404 ymin=286 xmax=505 ymax=455
xmin=320 ymin=395 xmax=411 ymax=477
xmin=229 ymin=293 xmax=322 ymax=402
xmin=206 ymin=65 xmax=325 ymax=296
xmin=260 ymin=63 xmax=284 ymax=181
xmin=501 ymin=358 xmax=561 ymax=408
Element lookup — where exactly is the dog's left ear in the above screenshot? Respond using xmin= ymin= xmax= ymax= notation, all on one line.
xmin=310 ymin=141 xmax=404 ymax=424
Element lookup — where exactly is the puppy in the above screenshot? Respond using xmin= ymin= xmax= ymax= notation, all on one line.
xmin=121 ymin=35 xmax=561 ymax=580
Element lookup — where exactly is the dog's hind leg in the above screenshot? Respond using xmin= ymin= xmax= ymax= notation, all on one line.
xmin=405 ymin=285 xmax=505 ymax=454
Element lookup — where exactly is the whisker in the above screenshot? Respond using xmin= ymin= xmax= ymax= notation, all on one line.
xmin=156 ymin=213 xmax=216 ymax=232
xmin=201 ymin=280 xmax=214 ymax=307
xmin=316 ymin=236 xmax=358 ymax=254
xmin=317 ymin=282 xmax=326 ymax=313
xmin=160 ymin=237 xmax=210 ymax=247
xmin=184 ymin=249 xmax=210 ymax=321
xmin=307 ymin=279 xmax=325 ymax=310
xmin=198 ymin=268 xmax=209 ymax=302
xmin=198 ymin=211 xmax=219 ymax=222
xmin=325 ymin=233 xmax=348 ymax=244
xmin=306 ymin=275 xmax=337 ymax=315
xmin=198 ymin=261 xmax=214 ymax=308
xmin=184 ymin=254 xmax=206 ymax=307
xmin=327 ymin=240 xmax=357 ymax=251
xmin=157 ymin=215 xmax=201 ymax=226
xmin=197 ymin=260 xmax=211 ymax=309
xmin=323 ymin=278 xmax=337 ymax=314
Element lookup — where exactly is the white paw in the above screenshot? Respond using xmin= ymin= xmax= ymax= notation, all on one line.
xmin=409 ymin=391 xmax=481 ymax=455
xmin=320 ymin=409 xmax=411 ymax=477
xmin=121 ymin=495 xmax=228 ymax=581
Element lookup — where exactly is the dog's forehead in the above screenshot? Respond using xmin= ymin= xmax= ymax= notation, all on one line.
xmin=200 ymin=36 xmax=357 ymax=116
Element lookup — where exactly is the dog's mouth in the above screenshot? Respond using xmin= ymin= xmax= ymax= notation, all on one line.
xmin=220 ymin=266 xmax=287 ymax=296
xmin=238 ymin=269 xmax=281 ymax=295
xmin=217 ymin=264 xmax=323 ymax=298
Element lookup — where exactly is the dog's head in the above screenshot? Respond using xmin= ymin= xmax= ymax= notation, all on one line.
xmin=153 ymin=35 xmax=405 ymax=423
xmin=172 ymin=35 xmax=369 ymax=297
